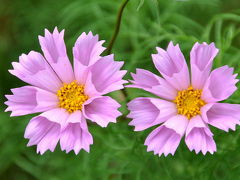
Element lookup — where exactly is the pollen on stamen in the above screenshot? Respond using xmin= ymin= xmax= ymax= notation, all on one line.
xmin=173 ymin=86 xmax=206 ymax=119
xmin=57 ymin=81 xmax=88 ymax=113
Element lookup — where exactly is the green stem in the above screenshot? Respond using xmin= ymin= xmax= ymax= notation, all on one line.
xmin=106 ymin=0 xmax=130 ymax=54
xmin=107 ymin=0 xmax=130 ymax=103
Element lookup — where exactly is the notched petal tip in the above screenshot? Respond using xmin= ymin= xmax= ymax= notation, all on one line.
xmin=4 ymin=106 xmax=11 ymax=112
xmin=44 ymin=28 xmax=51 ymax=36
xmin=87 ymin=31 xmax=94 ymax=37
xmin=53 ymin=26 xmax=59 ymax=33
xmin=185 ymin=125 xmax=217 ymax=155
xmin=202 ymin=65 xmax=238 ymax=102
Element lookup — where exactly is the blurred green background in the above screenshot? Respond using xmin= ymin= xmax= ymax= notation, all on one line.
xmin=1 ymin=0 xmax=240 ymax=179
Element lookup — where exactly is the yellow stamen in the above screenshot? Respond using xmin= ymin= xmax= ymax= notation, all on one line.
xmin=173 ymin=86 xmax=205 ymax=119
xmin=57 ymin=81 xmax=88 ymax=113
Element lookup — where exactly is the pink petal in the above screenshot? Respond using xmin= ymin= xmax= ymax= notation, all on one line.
xmin=127 ymin=97 xmax=177 ymax=131
xmin=144 ymin=115 xmax=188 ymax=156
xmin=73 ymin=32 xmax=105 ymax=83
xmin=5 ymin=86 xmax=58 ymax=116
xmin=67 ymin=110 xmax=83 ymax=124
xmin=9 ymin=51 xmax=62 ymax=92
xmin=39 ymin=108 xmax=70 ymax=130
xmin=82 ymin=96 xmax=121 ymax=127
xmin=201 ymin=103 xmax=240 ymax=132
xmin=88 ymin=55 xmax=127 ymax=95
xmin=127 ymin=69 xmax=177 ymax=100
xmin=190 ymin=42 xmax=219 ymax=89
xmin=38 ymin=27 xmax=74 ymax=83
xmin=185 ymin=116 xmax=216 ymax=155
xmin=84 ymin=71 xmax=100 ymax=97
xmin=73 ymin=32 xmax=105 ymax=66
xmin=202 ymin=65 xmax=238 ymax=102
xmin=163 ymin=115 xmax=189 ymax=135
xmin=185 ymin=115 xmax=206 ymax=135
xmin=151 ymin=42 xmax=190 ymax=90
xmin=60 ymin=118 xmax=93 ymax=154
xmin=24 ymin=116 xmax=61 ymax=155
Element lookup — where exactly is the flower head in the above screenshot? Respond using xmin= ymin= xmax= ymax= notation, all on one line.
xmin=127 ymin=42 xmax=240 ymax=156
xmin=5 ymin=27 xmax=127 ymax=154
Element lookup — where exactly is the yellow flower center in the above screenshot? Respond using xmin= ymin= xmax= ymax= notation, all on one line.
xmin=173 ymin=86 xmax=205 ymax=119
xmin=57 ymin=81 xmax=89 ymax=113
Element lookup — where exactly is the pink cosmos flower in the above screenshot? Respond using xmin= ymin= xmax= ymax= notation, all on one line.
xmin=127 ymin=42 xmax=240 ymax=156
xmin=5 ymin=27 xmax=127 ymax=154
